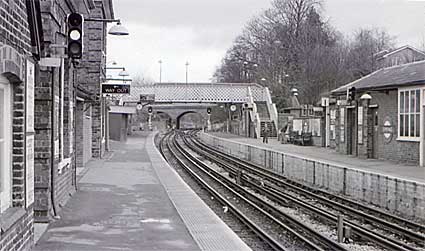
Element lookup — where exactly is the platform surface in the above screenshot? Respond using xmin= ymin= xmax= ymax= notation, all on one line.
xmin=209 ymin=132 xmax=425 ymax=184
xmin=34 ymin=131 xmax=250 ymax=251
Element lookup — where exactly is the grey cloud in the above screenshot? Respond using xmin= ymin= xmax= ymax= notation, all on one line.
xmin=114 ymin=0 xmax=270 ymax=29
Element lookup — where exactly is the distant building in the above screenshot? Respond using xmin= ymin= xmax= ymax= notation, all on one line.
xmin=330 ymin=60 xmax=425 ymax=167
xmin=375 ymin=45 xmax=425 ymax=69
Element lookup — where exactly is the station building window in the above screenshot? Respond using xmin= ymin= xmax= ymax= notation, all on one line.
xmin=398 ymin=88 xmax=422 ymax=140
xmin=0 ymin=77 xmax=12 ymax=213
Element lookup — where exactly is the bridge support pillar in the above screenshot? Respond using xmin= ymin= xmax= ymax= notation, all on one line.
xmin=148 ymin=113 xmax=152 ymax=130
xmin=207 ymin=114 xmax=211 ymax=131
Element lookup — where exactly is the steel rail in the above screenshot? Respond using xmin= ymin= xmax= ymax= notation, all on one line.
xmin=188 ymin=133 xmax=423 ymax=251
xmin=160 ymin=132 xmax=288 ymax=251
xmin=179 ymin=134 xmax=347 ymax=251
xmin=190 ymin=134 xmax=425 ymax=238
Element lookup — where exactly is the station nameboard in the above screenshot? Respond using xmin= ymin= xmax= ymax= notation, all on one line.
xmin=102 ymin=84 xmax=130 ymax=94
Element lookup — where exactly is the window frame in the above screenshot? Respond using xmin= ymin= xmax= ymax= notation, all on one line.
xmin=398 ymin=86 xmax=424 ymax=142
xmin=0 ymin=78 xmax=12 ymax=213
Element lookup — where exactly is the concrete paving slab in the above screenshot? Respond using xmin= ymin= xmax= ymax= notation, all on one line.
xmin=34 ymin=131 xmax=250 ymax=251
xmin=34 ymin=132 xmax=200 ymax=251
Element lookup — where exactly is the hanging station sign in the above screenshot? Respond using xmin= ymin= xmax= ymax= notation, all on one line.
xmin=101 ymin=84 xmax=130 ymax=94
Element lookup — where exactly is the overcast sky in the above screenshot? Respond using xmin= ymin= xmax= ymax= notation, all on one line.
xmin=107 ymin=0 xmax=425 ymax=83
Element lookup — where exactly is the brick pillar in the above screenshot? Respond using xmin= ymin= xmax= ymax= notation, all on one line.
xmin=12 ymin=82 xmax=26 ymax=207
xmin=34 ymin=66 xmax=54 ymax=222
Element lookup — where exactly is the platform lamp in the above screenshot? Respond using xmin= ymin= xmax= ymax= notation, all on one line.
xmin=360 ymin=93 xmax=372 ymax=158
xmin=84 ymin=18 xmax=130 ymax=36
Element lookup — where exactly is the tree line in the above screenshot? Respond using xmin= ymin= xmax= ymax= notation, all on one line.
xmin=213 ymin=0 xmax=395 ymax=109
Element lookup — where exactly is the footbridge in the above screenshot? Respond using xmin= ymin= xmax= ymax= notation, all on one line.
xmin=122 ymin=82 xmax=278 ymax=137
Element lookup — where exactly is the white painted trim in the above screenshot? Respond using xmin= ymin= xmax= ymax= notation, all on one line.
xmin=398 ymin=86 xmax=424 ymax=140
xmin=421 ymin=90 xmax=424 ymax=166
xmin=396 ymin=137 xmax=420 ymax=142
xmin=0 ymin=77 xmax=12 ymax=213
xmin=58 ymin=158 xmax=71 ymax=175
xmin=60 ymin=59 xmax=64 ymax=160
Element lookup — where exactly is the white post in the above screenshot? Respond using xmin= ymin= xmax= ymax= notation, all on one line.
xmin=325 ymin=105 xmax=330 ymax=147
xmin=421 ymin=89 xmax=424 ymax=166
xmin=148 ymin=113 xmax=152 ymax=131
xmin=207 ymin=114 xmax=211 ymax=131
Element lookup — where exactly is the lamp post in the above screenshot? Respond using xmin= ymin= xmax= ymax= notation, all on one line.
xmin=158 ymin=60 xmax=162 ymax=83
xmin=185 ymin=61 xmax=189 ymax=84
xmin=360 ymin=93 xmax=372 ymax=158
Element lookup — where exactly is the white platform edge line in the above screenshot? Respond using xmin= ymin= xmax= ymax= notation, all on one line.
xmin=203 ymin=133 xmax=425 ymax=186
xmin=147 ymin=132 xmax=252 ymax=251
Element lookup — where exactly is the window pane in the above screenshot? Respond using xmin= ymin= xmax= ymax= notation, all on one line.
xmin=416 ymin=114 xmax=420 ymax=137
xmin=416 ymin=90 xmax=420 ymax=113
xmin=410 ymin=114 xmax=415 ymax=137
xmin=400 ymin=91 xmax=404 ymax=113
xmin=405 ymin=92 xmax=409 ymax=113
xmin=405 ymin=114 xmax=409 ymax=137
xmin=411 ymin=90 xmax=415 ymax=114
xmin=400 ymin=115 xmax=404 ymax=137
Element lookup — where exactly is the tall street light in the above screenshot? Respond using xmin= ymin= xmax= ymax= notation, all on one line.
xmin=185 ymin=61 xmax=189 ymax=84
xmin=158 ymin=60 xmax=162 ymax=83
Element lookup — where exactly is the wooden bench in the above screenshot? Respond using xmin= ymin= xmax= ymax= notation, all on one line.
xmin=293 ymin=132 xmax=312 ymax=146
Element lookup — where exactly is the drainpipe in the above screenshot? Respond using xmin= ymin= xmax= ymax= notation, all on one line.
xmin=50 ymin=67 xmax=58 ymax=217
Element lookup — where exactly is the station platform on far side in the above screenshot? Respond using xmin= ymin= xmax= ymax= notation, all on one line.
xmin=209 ymin=132 xmax=425 ymax=184
xmin=34 ymin=131 xmax=251 ymax=251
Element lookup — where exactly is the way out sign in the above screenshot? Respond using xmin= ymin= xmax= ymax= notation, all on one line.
xmin=102 ymin=84 xmax=130 ymax=94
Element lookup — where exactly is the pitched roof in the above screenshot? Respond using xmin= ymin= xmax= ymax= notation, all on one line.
xmin=332 ymin=60 xmax=425 ymax=94
xmin=380 ymin=45 xmax=425 ymax=59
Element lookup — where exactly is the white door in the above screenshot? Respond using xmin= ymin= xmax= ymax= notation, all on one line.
xmin=0 ymin=76 xmax=12 ymax=212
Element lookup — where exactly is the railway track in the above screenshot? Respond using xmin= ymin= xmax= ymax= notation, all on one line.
xmin=160 ymin=131 xmax=348 ymax=251
xmin=183 ymin=130 xmax=425 ymax=251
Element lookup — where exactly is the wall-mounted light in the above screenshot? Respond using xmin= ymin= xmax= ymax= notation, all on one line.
xmin=85 ymin=18 xmax=130 ymax=36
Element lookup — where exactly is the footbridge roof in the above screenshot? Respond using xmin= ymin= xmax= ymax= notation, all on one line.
xmin=122 ymin=82 xmax=269 ymax=103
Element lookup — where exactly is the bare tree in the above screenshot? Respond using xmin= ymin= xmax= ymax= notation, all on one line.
xmin=214 ymin=1 xmax=397 ymax=108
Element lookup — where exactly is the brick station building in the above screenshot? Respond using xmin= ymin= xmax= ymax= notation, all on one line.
xmin=0 ymin=0 xmax=115 ymax=249
xmin=330 ymin=60 xmax=425 ymax=167
xmin=35 ymin=0 xmax=114 ymax=222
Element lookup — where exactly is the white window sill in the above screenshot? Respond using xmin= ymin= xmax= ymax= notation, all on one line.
xmin=396 ymin=137 xmax=420 ymax=142
xmin=58 ymin=158 xmax=72 ymax=175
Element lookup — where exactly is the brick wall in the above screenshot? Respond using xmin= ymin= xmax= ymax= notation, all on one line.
xmin=333 ymin=90 xmax=420 ymax=165
xmin=0 ymin=0 xmax=35 ymax=249
xmin=76 ymin=2 xmax=109 ymax=158
xmin=372 ymin=91 xmax=419 ymax=164
xmin=0 ymin=207 xmax=34 ymax=251
xmin=35 ymin=0 xmax=78 ymax=222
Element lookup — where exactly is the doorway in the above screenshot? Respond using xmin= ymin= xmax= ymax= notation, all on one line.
xmin=346 ymin=108 xmax=356 ymax=155
xmin=371 ymin=108 xmax=379 ymax=159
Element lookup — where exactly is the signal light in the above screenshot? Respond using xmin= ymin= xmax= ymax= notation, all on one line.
xmin=348 ymin=87 xmax=356 ymax=101
xmin=148 ymin=107 xmax=153 ymax=114
xmin=67 ymin=13 xmax=83 ymax=59
xmin=207 ymin=108 xmax=211 ymax=114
